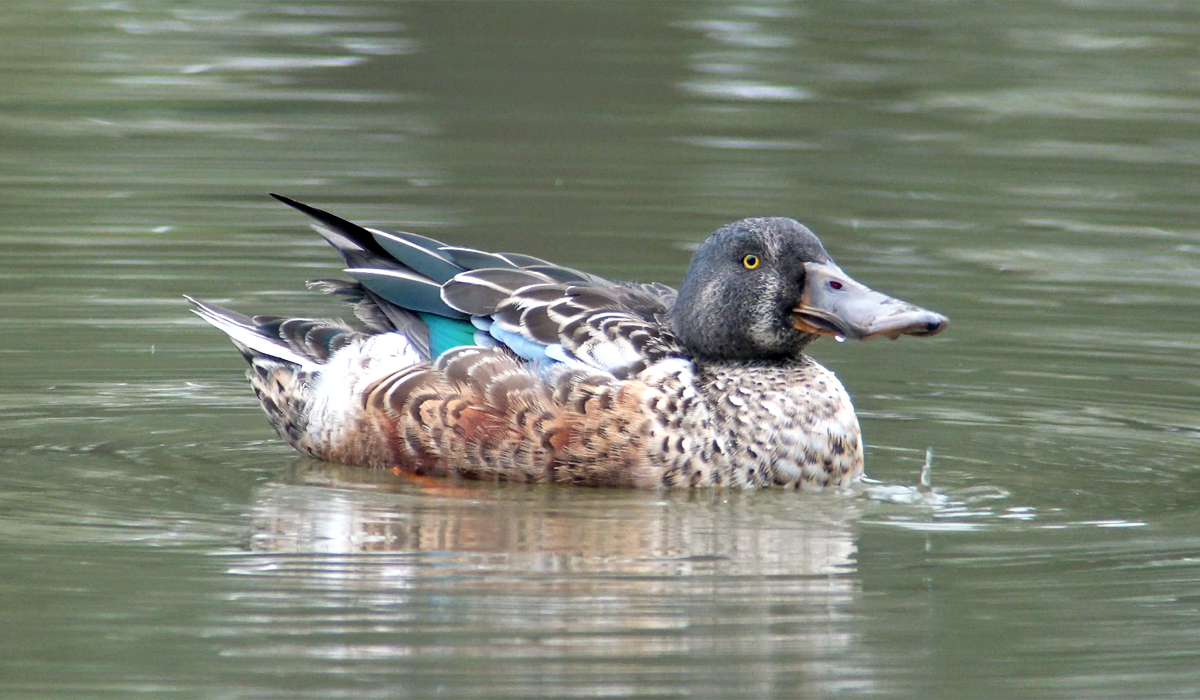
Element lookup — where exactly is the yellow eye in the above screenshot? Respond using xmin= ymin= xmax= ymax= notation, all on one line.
xmin=742 ymin=254 xmax=760 ymax=270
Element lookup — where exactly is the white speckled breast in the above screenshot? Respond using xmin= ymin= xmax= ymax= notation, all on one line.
xmin=702 ymin=357 xmax=862 ymax=488
xmin=635 ymin=356 xmax=863 ymax=488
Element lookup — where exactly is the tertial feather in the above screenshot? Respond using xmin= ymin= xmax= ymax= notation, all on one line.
xmin=439 ymin=247 xmax=521 ymax=271
xmin=369 ymin=229 xmax=464 ymax=283
xmin=346 ymin=267 xmax=469 ymax=319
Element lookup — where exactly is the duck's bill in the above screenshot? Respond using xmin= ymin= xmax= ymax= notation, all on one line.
xmin=791 ymin=261 xmax=948 ymax=341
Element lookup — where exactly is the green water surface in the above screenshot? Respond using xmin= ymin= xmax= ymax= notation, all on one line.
xmin=2 ymin=2 xmax=1199 ymax=698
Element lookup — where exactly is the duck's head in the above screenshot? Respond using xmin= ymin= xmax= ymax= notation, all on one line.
xmin=671 ymin=217 xmax=947 ymax=362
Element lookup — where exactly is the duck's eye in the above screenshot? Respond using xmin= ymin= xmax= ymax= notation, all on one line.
xmin=742 ymin=254 xmax=760 ymax=270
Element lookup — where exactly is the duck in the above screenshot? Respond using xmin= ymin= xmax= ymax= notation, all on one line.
xmin=189 ymin=195 xmax=946 ymax=489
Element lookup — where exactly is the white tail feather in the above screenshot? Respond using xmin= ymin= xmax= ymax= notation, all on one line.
xmin=189 ymin=300 xmax=322 ymax=372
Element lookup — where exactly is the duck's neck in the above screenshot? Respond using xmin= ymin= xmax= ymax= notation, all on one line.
xmin=694 ymin=355 xmax=864 ymax=488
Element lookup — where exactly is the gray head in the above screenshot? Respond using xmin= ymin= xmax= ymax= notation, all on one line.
xmin=671 ymin=217 xmax=947 ymax=362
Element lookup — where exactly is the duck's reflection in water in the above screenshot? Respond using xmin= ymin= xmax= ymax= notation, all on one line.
xmin=250 ymin=461 xmax=860 ymax=572
xmin=234 ymin=460 xmax=870 ymax=695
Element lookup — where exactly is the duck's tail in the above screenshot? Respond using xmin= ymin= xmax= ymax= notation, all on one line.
xmin=187 ymin=296 xmax=424 ymax=457
xmin=187 ymin=296 xmax=347 ymax=450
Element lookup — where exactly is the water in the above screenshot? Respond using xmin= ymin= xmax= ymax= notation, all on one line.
xmin=2 ymin=1 xmax=1199 ymax=697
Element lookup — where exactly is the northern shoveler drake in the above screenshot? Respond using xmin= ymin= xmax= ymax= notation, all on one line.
xmin=189 ymin=195 xmax=946 ymax=489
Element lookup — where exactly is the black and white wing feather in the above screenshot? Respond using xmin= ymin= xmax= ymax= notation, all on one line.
xmin=265 ymin=195 xmax=689 ymax=377
xmin=443 ymin=272 xmax=689 ymax=379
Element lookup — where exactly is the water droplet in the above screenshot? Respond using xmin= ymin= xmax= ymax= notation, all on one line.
xmin=834 ymin=334 xmax=845 ymax=343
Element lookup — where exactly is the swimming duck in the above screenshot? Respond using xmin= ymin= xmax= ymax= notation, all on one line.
xmin=189 ymin=195 xmax=946 ymax=489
